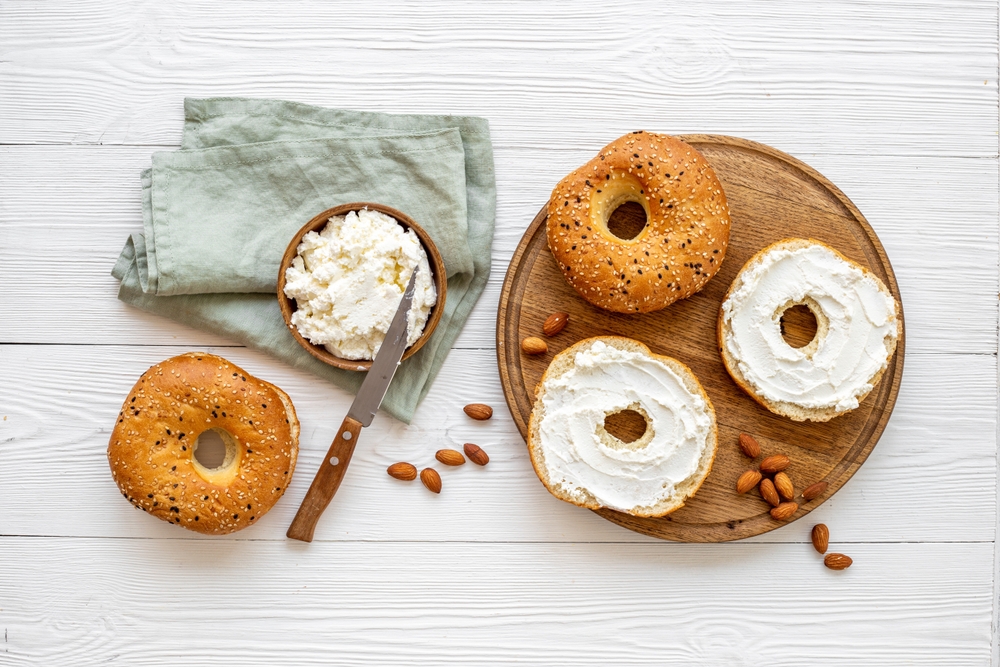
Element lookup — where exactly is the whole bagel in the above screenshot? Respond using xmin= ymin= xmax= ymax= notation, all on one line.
xmin=547 ymin=132 xmax=730 ymax=313
xmin=108 ymin=353 xmax=299 ymax=534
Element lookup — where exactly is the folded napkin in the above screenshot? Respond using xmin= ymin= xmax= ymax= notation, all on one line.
xmin=112 ymin=98 xmax=495 ymax=423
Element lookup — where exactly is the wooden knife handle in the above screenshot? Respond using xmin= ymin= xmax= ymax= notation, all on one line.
xmin=286 ymin=416 xmax=363 ymax=543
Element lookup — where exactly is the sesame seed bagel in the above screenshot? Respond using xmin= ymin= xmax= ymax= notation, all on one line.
xmin=547 ymin=132 xmax=731 ymax=313
xmin=108 ymin=353 xmax=299 ymax=534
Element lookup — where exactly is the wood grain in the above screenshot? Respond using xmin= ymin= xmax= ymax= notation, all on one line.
xmin=0 ymin=538 xmax=991 ymax=666
xmin=0 ymin=0 xmax=996 ymax=662
xmin=286 ymin=415 xmax=363 ymax=542
xmin=0 ymin=146 xmax=995 ymax=353
xmin=0 ymin=344 xmax=992 ymax=543
xmin=0 ymin=1 xmax=995 ymax=157
xmin=498 ymin=136 xmax=904 ymax=542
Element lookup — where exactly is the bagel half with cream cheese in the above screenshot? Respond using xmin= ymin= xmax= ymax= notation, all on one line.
xmin=527 ymin=336 xmax=717 ymax=518
xmin=718 ymin=238 xmax=901 ymax=422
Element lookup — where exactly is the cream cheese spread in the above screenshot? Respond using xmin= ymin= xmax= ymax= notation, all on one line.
xmin=721 ymin=242 xmax=898 ymax=413
xmin=283 ymin=208 xmax=437 ymax=360
xmin=536 ymin=340 xmax=713 ymax=512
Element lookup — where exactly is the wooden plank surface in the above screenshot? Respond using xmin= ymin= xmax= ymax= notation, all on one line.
xmin=0 ymin=146 xmax=995 ymax=353
xmin=0 ymin=0 xmax=996 ymax=664
xmin=0 ymin=1 xmax=995 ymax=156
xmin=0 ymin=539 xmax=992 ymax=666
xmin=0 ymin=345 xmax=992 ymax=543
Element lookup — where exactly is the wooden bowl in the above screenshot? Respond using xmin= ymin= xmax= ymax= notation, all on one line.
xmin=277 ymin=202 xmax=447 ymax=372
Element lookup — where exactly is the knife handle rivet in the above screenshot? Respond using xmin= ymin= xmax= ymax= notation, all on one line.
xmin=342 ymin=431 xmax=353 ymax=441
xmin=329 ymin=456 xmax=340 ymax=466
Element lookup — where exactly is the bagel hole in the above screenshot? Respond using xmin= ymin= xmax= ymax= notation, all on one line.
xmin=603 ymin=409 xmax=649 ymax=444
xmin=780 ymin=304 xmax=819 ymax=349
xmin=194 ymin=428 xmax=233 ymax=470
xmin=606 ymin=201 xmax=647 ymax=240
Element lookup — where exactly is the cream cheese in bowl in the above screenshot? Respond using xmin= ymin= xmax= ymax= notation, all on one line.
xmin=282 ymin=208 xmax=437 ymax=361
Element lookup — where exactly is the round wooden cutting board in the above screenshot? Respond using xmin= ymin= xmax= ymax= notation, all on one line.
xmin=496 ymin=135 xmax=905 ymax=542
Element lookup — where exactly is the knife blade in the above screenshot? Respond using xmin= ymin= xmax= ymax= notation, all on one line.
xmin=287 ymin=268 xmax=419 ymax=542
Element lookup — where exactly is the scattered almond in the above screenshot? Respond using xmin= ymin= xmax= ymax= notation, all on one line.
xmin=824 ymin=553 xmax=852 ymax=570
xmin=464 ymin=403 xmax=493 ymax=420
xmin=435 ymin=449 xmax=466 ymax=466
xmin=542 ymin=312 xmax=569 ymax=337
xmin=522 ymin=337 xmax=548 ymax=355
xmin=759 ymin=478 xmax=780 ymax=507
xmin=760 ymin=454 xmax=790 ymax=474
xmin=802 ymin=481 xmax=829 ymax=501
xmin=738 ymin=433 xmax=761 ymax=458
xmin=387 ymin=462 xmax=417 ymax=481
xmin=770 ymin=501 xmax=798 ymax=521
xmin=736 ymin=470 xmax=762 ymax=494
xmin=420 ymin=468 xmax=442 ymax=494
xmin=811 ymin=524 xmax=829 ymax=554
xmin=464 ymin=443 xmax=490 ymax=466
xmin=774 ymin=472 xmax=795 ymax=500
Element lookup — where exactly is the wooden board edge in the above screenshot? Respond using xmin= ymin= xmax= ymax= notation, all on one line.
xmin=497 ymin=205 xmax=548 ymax=440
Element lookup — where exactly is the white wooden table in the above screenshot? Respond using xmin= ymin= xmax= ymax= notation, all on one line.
xmin=1 ymin=2 xmax=997 ymax=664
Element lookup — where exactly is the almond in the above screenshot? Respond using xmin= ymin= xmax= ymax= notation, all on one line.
xmin=802 ymin=481 xmax=829 ymax=501
xmin=774 ymin=472 xmax=795 ymax=500
xmin=738 ymin=433 xmax=761 ymax=458
xmin=463 ymin=403 xmax=493 ymax=420
xmin=811 ymin=523 xmax=829 ymax=554
xmin=522 ymin=337 xmax=548 ymax=355
xmin=759 ymin=478 xmax=780 ymax=507
xmin=420 ymin=468 xmax=442 ymax=494
xmin=463 ymin=443 xmax=490 ymax=466
xmin=824 ymin=553 xmax=853 ymax=570
xmin=387 ymin=462 xmax=417 ymax=481
xmin=435 ymin=449 xmax=466 ymax=466
xmin=736 ymin=470 xmax=762 ymax=494
xmin=760 ymin=454 xmax=790 ymax=474
xmin=770 ymin=501 xmax=798 ymax=521
xmin=542 ymin=312 xmax=570 ymax=337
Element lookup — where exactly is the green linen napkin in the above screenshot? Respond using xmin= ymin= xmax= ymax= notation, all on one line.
xmin=112 ymin=98 xmax=495 ymax=423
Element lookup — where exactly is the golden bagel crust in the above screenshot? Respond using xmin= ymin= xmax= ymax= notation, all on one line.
xmin=547 ymin=132 xmax=730 ymax=313
xmin=108 ymin=353 xmax=299 ymax=534
xmin=717 ymin=238 xmax=901 ymax=422
xmin=527 ymin=336 xmax=717 ymax=518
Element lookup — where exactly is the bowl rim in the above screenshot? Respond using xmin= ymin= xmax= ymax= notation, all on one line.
xmin=276 ymin=202 xmax=448 ymax=372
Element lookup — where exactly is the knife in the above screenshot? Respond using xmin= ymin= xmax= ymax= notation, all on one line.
xmin=287 ymin=268 xmax=420 ymax=542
